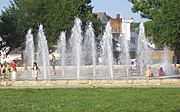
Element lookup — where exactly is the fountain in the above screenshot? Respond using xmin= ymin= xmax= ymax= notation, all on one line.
xmin=69 ymin=18 xmax=83 ymax=79
xmin=136 ymin=23 xmax=151 ymax=75
xmin=37 ymin=24 xmax=51 ymax=79
xmin=100 ymin=21 xmax=114 ymax=79
xmin=161 ymin=46 xmax=174 ymax=75
xmin=24 ymin=29 xmax=34 ymax=78
xmin=119 ymin=33 xmax=131 ymax=76
xmin=83 ymin=22 xmax=96 ymax=77
xmin=57 ymin=31 xmax=66 ymax=76
xmin=24 ymin=29 xmax=34 ymax=68
xmin=18 ymin=18 xmax=178 ymax=81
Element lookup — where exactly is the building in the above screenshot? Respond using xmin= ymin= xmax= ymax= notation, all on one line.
xmin=95 ymin=12 xmax=110 ymax=36
xmin=110 ymin=14 xmax=122 ymax=33
xmin=95 ymin=12 xmax=157 ymax=62
xmin=110 ymin=14 xmax=137 ymax=51
xmin=130 ymin=25 xmax=138 ymax=51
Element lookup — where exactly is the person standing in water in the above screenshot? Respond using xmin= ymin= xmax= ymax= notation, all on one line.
xmin=23 ymin=63 xmax=28 ymax=72
xmin=174 ymin=64 xmax=179 ymax=75
xmin=1 ymin=64 xmax=6 ymax=81
xmin=11 ymin=60 xmax=17 ymax=81
xmin=7 ymin=63 xmax=11 ymax=81
xmin=51 ymin=53 xmax=56 ymax=75
xmin=32 ymin=62 xmax=40 ymax=80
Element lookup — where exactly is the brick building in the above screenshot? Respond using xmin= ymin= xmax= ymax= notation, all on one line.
xmin=110 ymin=14 xmax=122 ymax=33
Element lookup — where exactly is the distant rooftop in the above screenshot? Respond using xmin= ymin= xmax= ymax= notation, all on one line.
xmin=95 ymin=12 xmax=106 ymax=21
xmin=94 ymin=12 xmax=111 ymax=21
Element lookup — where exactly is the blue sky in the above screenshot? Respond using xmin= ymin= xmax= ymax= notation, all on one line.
xmin=91 ymin=0 xmax=148 ymax=22
xmin=0 ymin=0 xmax=10 ymax=13
xmin=0 ymin=0 xmax=147 ymax=22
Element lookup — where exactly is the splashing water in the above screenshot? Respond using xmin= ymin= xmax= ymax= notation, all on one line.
xmin=24 ymin=29 xmax=34 ymax=78
xmin=57 ymin=31 xmax=66 ymax=76
xmin=37 ymin=25 xmax=51 ymax=79
xmin=119 ymin=34 xmax=131 ymax=76
xmin=83 ymin=22 xmax=96 ymax=77
xmin=24 ymin=29 xmax=34 ymax=67
xmin=137 ymin=23 xmax=150 ymax=75
xmin=100 ymin=21 xmax=114 ymax=79
xmin=161 ymin=46 xmax=174 ymax=75
xmin=69 ymin=18 xmax=83 ymax=79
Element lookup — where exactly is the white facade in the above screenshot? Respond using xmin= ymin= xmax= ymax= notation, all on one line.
xmin=130 ymin=28 xmax=139 ymax=51
xmin=122 ymin=18 xmax=133 ymax=41
xmin=121 ymin=18 xmax=137 ymax=51
xmin=123 ymin=18 xmax=156 ymax=51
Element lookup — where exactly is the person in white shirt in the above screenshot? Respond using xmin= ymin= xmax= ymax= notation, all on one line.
xmin=32 ymin=62 xmax=40 ymax=80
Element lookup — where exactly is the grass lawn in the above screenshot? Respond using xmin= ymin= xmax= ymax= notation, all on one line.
xmin=0 ymin=88 xmax=180 ymax=112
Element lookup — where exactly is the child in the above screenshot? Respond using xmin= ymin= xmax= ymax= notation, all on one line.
xmin=32 ymin=62 xmax=40 ymax=80
xmin=174 ymin=64 xmax=179 ymax=75
xmin=23 ymin=63 xmax=28 ymax=72
xmin=11 ymin=60 xmax=17 ymax=81
xmin=7 ymin=63 xmax=11 ymax=81
xmin=158 ymin=67 xmax=166 ymax=76
xmin=145 ymin=67 xmax=154 ymax=78
xmin=1 ymin=64 xmax=6 ymax=81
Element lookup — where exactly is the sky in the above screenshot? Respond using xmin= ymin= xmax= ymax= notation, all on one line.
xmin=0 ymin=0 xmax=148 ymax=23
xmin=91 ymin=0 xmax=148 ymax=22
xmin=0 ymin=0 xmax=10 ymax=14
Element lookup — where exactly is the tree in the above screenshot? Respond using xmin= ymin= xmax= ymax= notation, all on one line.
xmin=0 ymin=0 xmax=101 ymax=50
xmin=0 ymin=0 xmax=20 ymax=48
xmin=129 ymin=0 xmax=180 ymax=50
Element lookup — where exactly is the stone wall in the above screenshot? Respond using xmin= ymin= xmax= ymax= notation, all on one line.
xmin=1 ymin=79 xmax=180 ymax=88
xmin=114 ymin=50 xmax=176 ymax=64
xmin=127 ymin=50 xmax=180 ymax=63
xmin=149 ymin=51 xmax=174 ymax=59
xmin=129 ymin=51 xmax=175 ymax=59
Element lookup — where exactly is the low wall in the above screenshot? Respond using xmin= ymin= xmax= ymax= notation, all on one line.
xmin=114 ymin=50 xmax=179 ymax=64
xmin=129 ymin=51 xmax=175 ymax=59
xmin=0 ymin=79 xmax=180 ymax=88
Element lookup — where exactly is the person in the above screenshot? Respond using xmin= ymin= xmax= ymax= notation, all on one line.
xmin=1 ymin=64 xmax=6 ymax=81
xmin=0 ymin=63 xmax=1 ymax=79
xmin=145 ymin=67 xmax=154 ymax=77
xmin=51 ymin=53 xmax=56 ymax=75
xmin=158 ymin=67 xmax=166 ymax=76
xmin=7 ymin=63 xmax=11 ymax=81
xmin=3 ymin=61 xmax=7 ymax=68
xmin=23 ymin=63 xmax=28 ymax=72
xmin=11 ymin=60 xmax=16 ymax=71
xmin=98 ymin=57 xmax=103 ymax=65
xmin=32 ymin=62 xmax=40 ymax=80
xmin=174 ymin=64 xmax=179 ymax=75
xmin=11 ymin=60 xmax=17 ymax=81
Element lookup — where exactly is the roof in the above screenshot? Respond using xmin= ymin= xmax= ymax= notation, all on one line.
xmin=95 ymin=12 xmax=107 ymax=21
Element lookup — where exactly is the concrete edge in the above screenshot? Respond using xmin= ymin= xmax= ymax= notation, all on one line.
xmin=0 ymin=79 xmax=180 ymax=88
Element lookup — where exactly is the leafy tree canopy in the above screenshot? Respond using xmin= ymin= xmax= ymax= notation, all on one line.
xmin=129 ymin=0 xmax=180 ymax=50
xmin=0 ymin=0 xmax=101 ymax=50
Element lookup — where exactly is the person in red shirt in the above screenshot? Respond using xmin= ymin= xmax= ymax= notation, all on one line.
xmin=11 ymin=60 xmax=17 ymax=80
xmin=12 ymin=60 xmax=16 ymax=71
